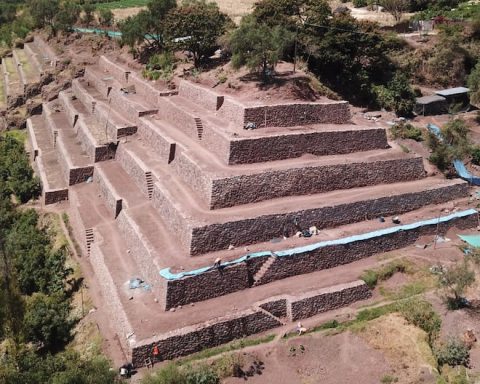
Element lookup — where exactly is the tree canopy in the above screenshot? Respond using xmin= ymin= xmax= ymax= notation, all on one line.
xmin=164 ymin=0 xmax=231 ymax=67
xmin=230 ymin=15 xmax=293 ymax=81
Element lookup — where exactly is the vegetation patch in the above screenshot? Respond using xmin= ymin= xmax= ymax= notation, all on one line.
xmin=360 ymin=258 xmax=412 ymax=289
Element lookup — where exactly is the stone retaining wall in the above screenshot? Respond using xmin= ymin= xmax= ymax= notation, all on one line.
xmin=164 ymin=209 xmax=475 ymax=308
xmin=244 ymin=102 xmax=351 ymax=127
xmin=131 ymin=308 xmax=281 ymax=367
xmin=89 ymin=242 xmax=134 ymax=355
xmin=136 ymin=118 xmax=176 ymax=163
xmin=164 ymin=263 xmax=250 ymax=309
xmin=116 ymin=209 xmax=165 ymax=303
xmin=209 ymin=156 xmax=425 ymax=209
xmin=178 ymin=80 xmax=224 ymax=111
xmin=216 ymin=97 xmax=247 ymax=127
xmin=12 ymin=50 xmax=26 ymax=91
xmin=189 ymin=180 xmax=467 ymax=254
xmin=99 ymin=56 xmax=160 ymax=102
xmin=259 ymin=298 xmax=288 ymax=319
xmin=157 ymin=96 xmax=198 ymax=138
xmin=289 ymin=281 xmax=371 ymax=321
xmin=33 ymin=36 xmax=58 ymax=67
xmin=257 ymin=213 xmax=477 ymax=286
xmin=94 ymin=165 xmax=123 ymax=218
xmin=227 ymin=128 xmax=389 ymax=164
xmin=24 ymin=43 xmax=43 ymax=74
xmin=116 ymin=144 xmax=149 ymax=197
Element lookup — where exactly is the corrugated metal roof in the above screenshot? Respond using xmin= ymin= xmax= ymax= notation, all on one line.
xmin=416 ymin=95 xmax=446 ymax=104
xmin=435 ymin=87 xmax=470 ymax=97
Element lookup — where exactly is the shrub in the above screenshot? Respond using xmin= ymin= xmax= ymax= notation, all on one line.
xmin=472 ymin=146 xmax=480 ymax=165
xmin=398 ymin=298 xmax=441 ymax=345
xmin=353 ymin=0 xmax=367 ymax=7
xmin=390 ymin=122 xmax=423 ymax=141
xmin=142 ymin=363 xmax=186 ymax=384
xmin=435 ymin=337 xmax=470 ymax=368
xmin=185 ymin=365 xmax=219 ymax=384
xmin=360 ymin=259 xmax=409 ymax=288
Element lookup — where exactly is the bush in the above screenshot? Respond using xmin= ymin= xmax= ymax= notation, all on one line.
xmin=472 ymin=146 xmax=480 ymax=165
xmin=185 ymin=365 xmax=219 ymax=384
xmin=374 ymin=72 xmax=416 ymax=117
xmin=142 ymin=363 xmax=186 ymax=384
xmin=390 ymin=122 xmax=423 ymax=141
xmin=353 ymin=0 xmax=367 ymax=7
xmin=398 ymin=298 xmax=441 ymax=345
xmin=435 ymin=337 xmax=470 ymax=368
xmin=360 ymin=259 xmax=409 ymax=288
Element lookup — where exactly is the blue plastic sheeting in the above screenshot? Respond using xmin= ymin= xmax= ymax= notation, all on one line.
xmin=159 ymin=208 xmax=478 ymax=281
xmin=427 ymin=123 xmax=442 ymax=138
xmin=427 ymin=123 xmax=480 ymax=185
xmin=72 ymin=27 xmax=122 ymax=38
xmin=459 ymin=234 xmax=480 ymax=248
xmin=453 ymin=160 xmax=480 ymax=185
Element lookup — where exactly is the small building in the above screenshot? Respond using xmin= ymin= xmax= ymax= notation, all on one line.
xmin=415 ymin=94 xmax=447 ymax=116
xmin=434 ymin=87 xmax=470 ymax=110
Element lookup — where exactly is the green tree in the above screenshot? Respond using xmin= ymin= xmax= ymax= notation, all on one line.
xmin=119 ymin=0 xmax=176 ymax=52
xmin=165 ymin=0 xmax=231 ymax=67
xmin=82 ymin=1 xmax=95 ymax=26
xmin=230 ymin=15 xmax=293 ymax=81
xmin=381 ymin=0 xmax=409 ymax=22
xmin=98 ymin=8 xmax=114 ymax=27
xmin=55 ymin=1 xmax=80 ymax=32
xmin=468 ymin=61 xmax=480 ymax=107
xmin=28 ymin=0 xmax=60 ymax=29
xmin=374 ymin=72 xmax=416 ymax=116
xmin=23 ymin=292 xmax=73 ymax=352
xmin=438 ymin=261 xmax=475 ymax=309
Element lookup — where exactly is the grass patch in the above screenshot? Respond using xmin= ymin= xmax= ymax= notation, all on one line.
xmin=15 ymin=49 xmax=34 ymax=79
xmin=360 ymin=259 xmax=412 ymax=289
xmin=95 ymin=0 xmax=149 ymax=9
xmin=178 ymin=334 xmax=275 ymax=365
xmin=62 ymin=213 xmax=83 ymax=257
xmin=2 ymin=129 xmax=27 ymax=143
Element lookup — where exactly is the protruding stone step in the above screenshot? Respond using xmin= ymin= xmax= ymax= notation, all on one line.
xmin=253 ymin=256 xmax=276 ymax=286
xmin=26 ymin=116 xmax=69 ymax=204
xmin=43 ymin=101 xmax=94 ymax=185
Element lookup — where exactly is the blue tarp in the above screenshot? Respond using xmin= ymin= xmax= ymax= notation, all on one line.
xmin=453 ymin=159 xmax=480 ymax=185
xmin=159 ymin=208 xmax=478 ymax=281
xmin=427 ymin=123 xmax=480 ymax=185
xmin=459 ymin=234 xmax=480 ymax=248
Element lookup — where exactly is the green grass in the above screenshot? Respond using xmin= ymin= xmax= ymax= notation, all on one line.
xmin=15 ymin=50 xmax=34 ymax=79
xmin=95 ymin=0 xmax=149 ymax=9
xmin=0 ymin=75 xmax=5 ymax=107
xmin=5 ymin=57 xmax=19 ymax=81
xmin=360 ymin=259 xmax=412 ymax=289
xmin=2 ymin=129 xmax=27 ymax=143
xmin=178 ymin=334 xmax=275 ymax=365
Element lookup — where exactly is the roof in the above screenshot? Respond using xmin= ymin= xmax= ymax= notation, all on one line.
xmin=416 ymin=95 xmax=446 ymax=105
xmin=435 ymin=87 xmax=470 ymax=97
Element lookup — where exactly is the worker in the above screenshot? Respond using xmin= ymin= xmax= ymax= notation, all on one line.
xmin=213 ymin=258 xmax=222 ymax=269
xmin=152 ymin=345 xmax=159 ymax=359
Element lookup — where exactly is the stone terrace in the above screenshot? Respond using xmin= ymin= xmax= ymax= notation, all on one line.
xmin=26 ymin=53 xmax=478 ymax=366
xmin=1 ymin=36 xmax=58 ymax=110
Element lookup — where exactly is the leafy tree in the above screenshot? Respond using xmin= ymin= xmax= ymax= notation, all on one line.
xmin=119 ymin=0 xmax=176 ymax=52
xmin=98 ymin=8 xmax=113 ymax=27
xmin=5 ymin=209 xmax=71 ymax=295
xmin=381 ymin=0 xmax=409 ymax=22
xmin=374 ymin=72 xmax=416 ymax=116
xmin=52 ymin=0 xmax=80 ymax=33
xmin=28 ymin=0 xmax=60 ymax=29
xmin=82 ymin=1 xmax=95 ymax=26
xmin=468 ymin=62 xmax=480 ymax=107
xmin=438 ymin=261 xmax=475 ymax=309
xmin=230 ymin=16 xmax=294 ymax=81
xmin=23 ymin=292 xmax=73 ymax=352
xmin=164 ymin=0 xmax=231 ymax=67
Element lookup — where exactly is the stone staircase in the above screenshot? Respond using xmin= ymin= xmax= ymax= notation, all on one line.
xmin=85 ymin=228 xmax=94 ymax=256
xmin=145 ymin=171 xmax=154 ymax=199
xmin=194 ymin=117 xmax=204 ymax=140
xmin=253 ymin=256 xmax=277 ymax=286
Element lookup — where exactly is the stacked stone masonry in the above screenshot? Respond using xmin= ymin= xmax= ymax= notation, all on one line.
xmin=163 ymin=212 xmax=475 ymax=309
xmin=133 ymin=280 xmax=371 ymax=367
